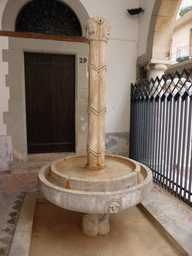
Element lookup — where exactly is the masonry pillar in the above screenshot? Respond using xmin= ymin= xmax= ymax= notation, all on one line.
xmin=84 ymin=17 xmax=111 ymax=169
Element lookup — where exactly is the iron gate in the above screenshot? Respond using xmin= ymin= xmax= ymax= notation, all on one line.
xmin=130 ymin=69 xmax=192 ymax=206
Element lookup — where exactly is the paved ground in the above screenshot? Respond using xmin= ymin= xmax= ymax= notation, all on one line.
xmin=0 ymin=167 xmax=191 ymax=256
xmin=0 ymin=171 xmax=38 ymax=256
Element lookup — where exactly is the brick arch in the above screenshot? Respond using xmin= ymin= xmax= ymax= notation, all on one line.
xmin=1 ymin=0 xmax=89 ymax=36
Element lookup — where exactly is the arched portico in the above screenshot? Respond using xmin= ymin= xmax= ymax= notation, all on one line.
xmin=138 ymin=0 xmax=182 ymax=80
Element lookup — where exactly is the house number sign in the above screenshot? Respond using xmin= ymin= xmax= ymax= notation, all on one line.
xmin=79 ymin=58 xmax=87 ymax=63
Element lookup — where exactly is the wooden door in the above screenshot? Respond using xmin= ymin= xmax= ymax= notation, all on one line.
xmin=24 ymin=52 xmax=75 ymax=154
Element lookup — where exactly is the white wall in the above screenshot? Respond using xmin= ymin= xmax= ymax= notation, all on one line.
xmin=0 ymin=37 xmax=9 ymax=135
xmin=80 ymin=0 xmax=139 ymax=133
xmin=172 ymin=10 xmax=192 ymax=53
xmin=0 ymin=0 xmax=140 ymax=141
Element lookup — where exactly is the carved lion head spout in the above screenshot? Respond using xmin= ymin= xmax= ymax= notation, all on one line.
xmin=84 ymin=17 xmax=111 ymax=41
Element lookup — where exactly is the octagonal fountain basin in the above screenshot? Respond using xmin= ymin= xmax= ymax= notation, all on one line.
xmin=38 ymin=155 xmax=152 ymax=215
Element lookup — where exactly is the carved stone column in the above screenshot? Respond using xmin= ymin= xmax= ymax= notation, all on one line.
xmin=84 ymin=17 xmax=111 ymax=169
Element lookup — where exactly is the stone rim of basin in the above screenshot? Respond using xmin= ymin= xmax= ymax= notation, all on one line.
xmin=49 ymin=155 xmax=141 ymax=192
xmin=38 ymin=155 xmax=152 ymax=214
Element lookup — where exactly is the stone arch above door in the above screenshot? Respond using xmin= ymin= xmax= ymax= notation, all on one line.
xmin=15 ymin=0 xmax=82 ymax=36
xmin=1 ymin=0 xmax=89 ymax=37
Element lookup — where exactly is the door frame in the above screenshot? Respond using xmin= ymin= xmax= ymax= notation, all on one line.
xmin=4 ymin=36 xmax=89 ymax=160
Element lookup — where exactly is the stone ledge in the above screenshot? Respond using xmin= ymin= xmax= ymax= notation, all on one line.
xmin=139 ymin=202 xmax=191 ymax=255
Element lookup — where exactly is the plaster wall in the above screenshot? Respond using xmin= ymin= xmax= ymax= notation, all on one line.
xmin=80 ymin=0 xmax=138 ymax=134
xmin=0 ymin=36 xmax=9 ymax=136
xmin=172 ymin=10 xmax=192 ymax=53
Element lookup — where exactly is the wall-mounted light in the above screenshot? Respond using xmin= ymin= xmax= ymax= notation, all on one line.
xmin=127 ymin=7 xmax=144 ymax=15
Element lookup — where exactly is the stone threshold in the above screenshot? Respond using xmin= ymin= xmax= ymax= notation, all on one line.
xmin=10 ymin=152 xmax=75 ymax=173
xmin=8 ymin=191 xmax=191 ymax=256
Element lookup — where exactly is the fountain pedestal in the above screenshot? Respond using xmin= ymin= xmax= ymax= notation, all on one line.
xmin=82 ymin=213 xmax=110 ymax=236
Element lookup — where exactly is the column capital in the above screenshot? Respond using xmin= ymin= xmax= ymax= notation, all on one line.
xmin=84 ymin=17 xmax=111 ymax=42
xmin=144 ymin=59 xmax=172 ymax=80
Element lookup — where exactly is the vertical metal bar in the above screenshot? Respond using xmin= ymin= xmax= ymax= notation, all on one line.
xmin=155 ymin=98 xmax=160 ymax=181
xmin=138 ymin=100 xmax=142 ymax=162
xmin=146 ymin=99 xmax=151 ymax=167
xmin=141 ymin=99 xmax=145 ymax=163
xmin=169 ymin=95 xmax=176 ymax=191
xmin=136 ymin=100 xmax=141 ymax=161
xmin=143 ymin=100 xmax=148 ymax=165
xmin=179 ymin=96 xmax=188 ymax=199
xmin=157 ymin=97 xmax=163 ymax=184
xmin=142 ymin=99 xmax=145 ymax=164
xmin=144 ymin=99 xmax=148 ymax=165
xmin=176 ymin=97 xmax=184 ymax=196
xmin=136 ymin=101 xmax=140 ymax=161
xmin=144 ymin=99 xmax=147 ymax=164
xmin=135 ymin=101 xmax=138 ymax=160
xmin=133 ymin=100 xmax=136 ymax=159
xmin=161 ymin=98 xmax=167 ymax=186
xmin=130 ymin=98 xmax=135 ymax=159
xmin=162 ymin=98 xmax=169 ymax=187
xmin=147 ymin=99 xmax=150 ymax=166
xmin=172 ymin=96 xmax=180 ymax=193
xmin=185 ymin=97 xmax=192 ymax=202
xmin=160 ymin=97 xmax=166 ymax=186
xmin=188 ymin=137 xmax=192 ymax=202
xmin=130 ymin=100 xmax=133 ymax=158
xmin=130 ymin=102 xmax=133 ymax=158
xmin=148 ymin=98 xmax=153 ymax=169
xmin=132 ymin=101 xmax=138 ymax=159
xmin=165 ymin=97 xmax=173 ymax=189
xmin=151 ymin=98 xmax=157 ymax=174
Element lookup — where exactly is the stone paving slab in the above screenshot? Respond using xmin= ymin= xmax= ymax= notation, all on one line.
xmin=8 ymin=191 xmax=191 ymax=256
xmin=0 ymin=172 xmax=38 ymax=256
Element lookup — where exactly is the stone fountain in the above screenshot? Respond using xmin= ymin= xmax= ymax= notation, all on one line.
xmin=38 ymin=17 xmax=152 ymax=237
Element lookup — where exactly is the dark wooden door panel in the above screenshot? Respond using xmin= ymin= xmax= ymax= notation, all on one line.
xmin=25 ymin=52 xmax=75 ymax=153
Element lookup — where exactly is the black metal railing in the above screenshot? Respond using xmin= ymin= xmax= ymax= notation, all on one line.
xmin=130 ymin=69 xmax=192 ymax=206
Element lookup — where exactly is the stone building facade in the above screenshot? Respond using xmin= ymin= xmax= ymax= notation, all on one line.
xmin=0 ymin=0 xmax=182 ymax=171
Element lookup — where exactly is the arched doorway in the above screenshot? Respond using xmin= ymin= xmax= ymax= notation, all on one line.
xmin=15 ymin=0 xmax=81 ymax=154
xmin=2 ymin=0 xmax=89 ymax=158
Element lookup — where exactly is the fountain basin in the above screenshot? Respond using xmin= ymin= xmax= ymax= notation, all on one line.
xmin=38 ymin=155 xmax=152 ymax=215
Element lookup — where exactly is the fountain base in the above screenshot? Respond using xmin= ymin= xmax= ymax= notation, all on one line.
xmin=82 ymin=213 xmax=110 ymax=236
xmin=38 ymin=154 xmax=152 ymax=236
